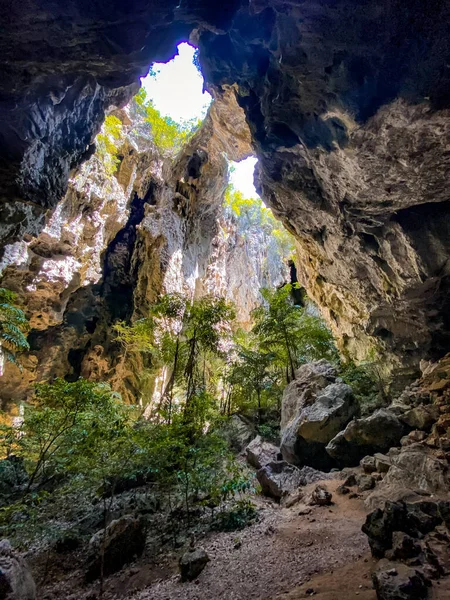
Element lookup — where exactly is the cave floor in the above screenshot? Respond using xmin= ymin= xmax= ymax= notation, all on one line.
xmin=38 ymin=479 xmax=374 ymax=600
xmin=37 ymin=476 xmax=450 ymax=599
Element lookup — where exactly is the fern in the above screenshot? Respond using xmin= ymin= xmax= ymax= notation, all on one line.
xmin=0 ymin=288 xmax=30 ymax=373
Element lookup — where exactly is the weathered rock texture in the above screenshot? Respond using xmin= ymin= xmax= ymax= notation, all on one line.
xmin=0 ymin=539 xmax=36 ymax=600
xmin=2 ymin=1 xmax=450 ymax=371
xmin=280 ymin=360 xmax=359 ymax=469
xmin=0 ymin=91 xmax=287 ymax=409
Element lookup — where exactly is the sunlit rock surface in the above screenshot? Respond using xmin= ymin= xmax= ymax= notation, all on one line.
xmin=1 ymin=0 xmax=450 ymax=373
xmin=0 ymin=92 xmax=286 ymax=409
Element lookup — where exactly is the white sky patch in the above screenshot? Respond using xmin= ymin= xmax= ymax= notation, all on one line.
xmin=141 ymin=43 xmax=211 ymax=123
xmin=230 ymin=157 xmax=260 ymax=198
xmin=141 ymin=43 xmax=259 ymax=199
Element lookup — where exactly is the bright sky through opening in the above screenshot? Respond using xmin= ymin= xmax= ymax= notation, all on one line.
xmin=141 ymin=42 xmax=259 ymax=199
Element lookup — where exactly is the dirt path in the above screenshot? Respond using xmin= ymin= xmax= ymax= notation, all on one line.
xmin=125 ymin=479 xmax=372 ymax=600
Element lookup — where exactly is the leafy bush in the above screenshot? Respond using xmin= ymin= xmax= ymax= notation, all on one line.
xmin=211 ymin=499 xmax=258 ymax=532
xmin=0 ymin=288 xmax=29 ymax=374
xmin=340 ymin=360 xmax=388 ymax=414
xmin=133 ymin=88 xmax=200 ymax=153
xmin=96 ymin=115 xmax=123 ymax=175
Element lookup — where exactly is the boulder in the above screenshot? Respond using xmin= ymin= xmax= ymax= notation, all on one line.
xmin=281 ymin=360 xmax=337 ymax=429
xmin=356 ymin=474 xmax=375 ymax=492
xmin=220 ymin=415 xmax=255 ymax=452
xmin=85 ymin=515 xmax=146 ymax=582
xmin=257 ymin=461 xmax=304 ymax=500
xmin=179 ymin=548 xmax=210 ymax=582
xmin=326 ymin=409 xmax=405 ymax=468
xmin=246 ymin=436 xmax=280 ymax=470
xmin=374 ymin=453 xmax=392 ymax=473
xmin=400 ymin=405 xmax=439 ymax=432
xmin=362 ymin=500 xmax=444 ymax=559
xmin=366 ymin=444 xmax=450 ymax=510
xmin=372 ymin=560 xmax=430 ymax=600
xmin=0 ymin=539 xmax=36 ymax=600
xmin=360 ymin=455 xmax=377 ymax=474
xmin=309 ymin=484 xmax=332 ymax=506
xmin=256 ymin=461 xmax=329 ymax=500
xmin=281 ymin=362 xmax=358 ymax=469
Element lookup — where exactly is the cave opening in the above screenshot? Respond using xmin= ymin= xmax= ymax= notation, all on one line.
xmin=141 ymin=41 xmax=212 ymax=130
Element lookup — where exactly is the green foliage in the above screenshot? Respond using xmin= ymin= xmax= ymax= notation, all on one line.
xmin=132 ymin=88 xmax=200 ymax=153
xmin=252 ymin=284 xmax=338 ymax=382
xmin=17 ymin=379 xmax=131 ymax=490
xmin=96 ymin=115 xmax=123 ymax=175
xmin=211 ymin=499 xmax=258 ymax=532
xmin=226 ymin=285 xmax=337 ymax=418
xmin=340 ymin=359 xmax=388 ymax=414
xmin=0 ymin=288 xmax=29 ymax=373
xmin=115 ymin=294 xmax=235 ymax=428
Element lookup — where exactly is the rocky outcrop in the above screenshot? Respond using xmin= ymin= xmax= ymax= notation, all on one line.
xmin=0 ymin=539 xmax=36 ymax=600
xmin=85 ymin=515 xmax=146 ymax=582
xmin=366 ymin=444 xmax=450 ymax=511
xmin=363 ymin=500 xmax=450 ymax=598
xmin=280 ymin=361 xmax=358 ymax=469
xmin=246 ymin=436 xmax=280 ymax=470
xmin=1 ymin=1 xmax=450 ymax=371
xmin=257 ymin=460 xmax=329 ymax=500
xmin=0 ymin=88 xmax=287 ymax=410
xmin=326 ymin=409 xmax=406 ymax=468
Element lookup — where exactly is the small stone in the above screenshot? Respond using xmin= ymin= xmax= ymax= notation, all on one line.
xmin=179 ymin=548 xmax=210 ymax=582
xmin=309 ymin=484 xmax=332 ymax=506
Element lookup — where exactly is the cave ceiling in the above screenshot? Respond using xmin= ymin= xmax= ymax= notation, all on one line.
xmin=1 ymin=0 xmax=450 ymax=370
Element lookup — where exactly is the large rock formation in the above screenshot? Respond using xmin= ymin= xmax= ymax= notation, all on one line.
xmin=0 ymin=90 xmax=288 ymax=410
xmin=280 ymin=360 xmax=359 ymax=469
xmin=2 ymin=1 xmax=450 ymax=371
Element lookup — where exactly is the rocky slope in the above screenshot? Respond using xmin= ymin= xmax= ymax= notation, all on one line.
xmin=0 ymin=90 xmax=288 ymax=409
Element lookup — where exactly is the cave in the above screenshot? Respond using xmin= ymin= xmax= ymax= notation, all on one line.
xmin=2 ymin=3 xmax=450 ymax=599
xmin=2 ymin=0 xmax=450 ymax=373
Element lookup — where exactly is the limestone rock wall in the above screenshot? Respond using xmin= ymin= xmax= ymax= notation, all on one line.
xmin=0 ymin=91 xmax=287 ymax=410
xmin=2 ymin=0 xmax=450 ymax=373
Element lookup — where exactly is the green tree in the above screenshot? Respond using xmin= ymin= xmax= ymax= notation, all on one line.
xmin=0 ymin=288 xmax=30 ymax=375
xmin=227 ymin=336 xmax=278 ymax=420
xmin=18 ymin=379 xmax=128 ymax=492
xmin=252 ymin=285 xmax=337 ymax=383
xmin=96 ymin=115 xmax=123 ymax=175
xmin=133 ymin=88 xmax=200 ymax=153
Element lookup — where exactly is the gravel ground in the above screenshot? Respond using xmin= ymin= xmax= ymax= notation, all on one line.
xmin=129 ymin=479 xmax=370 ymax=600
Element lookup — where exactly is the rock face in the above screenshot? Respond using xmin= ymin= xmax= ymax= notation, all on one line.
xmin=0 ymin=539 xmax=36 ymax=600
xmin=220 ymin=415 xmax=255 ymax=453
xmin=326 ymin=409 xmax=405 ymax=468
xmin=363 ymin=499 xmax=450 ymax=597
xmin=0 ymin=89 xmax=286 ymax=410
xmin=85 ymin=515 xmax=146 ymax=582
xmin=1 ymin=2 xmax=450 ymax=370
xmin=366 ymin=444 xmax=450 ymax=510
xmin=280 ymin=361 xmax=358 ymax=469
xmin=246 ymin=436 xmax=280 ymax=470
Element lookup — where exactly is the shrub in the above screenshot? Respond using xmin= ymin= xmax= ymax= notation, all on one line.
xmin=96 ymin=115 xmax=123 ymax=175
xmin=0 ymin=287 xmax=29 ymax=374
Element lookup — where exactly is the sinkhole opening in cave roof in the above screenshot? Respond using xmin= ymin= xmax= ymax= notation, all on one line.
xmin=140 ymin=42 xmax=260 ymax=200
